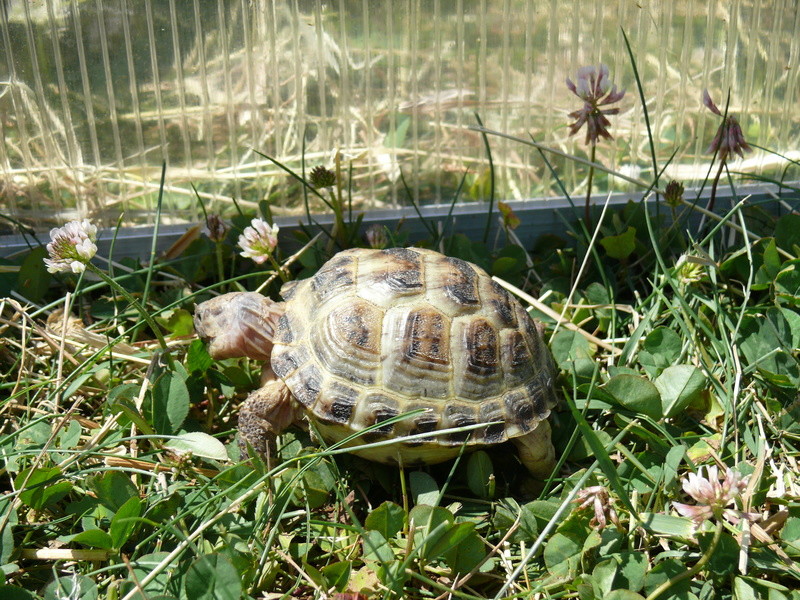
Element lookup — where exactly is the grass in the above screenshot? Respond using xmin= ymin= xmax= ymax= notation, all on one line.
xmin=1 ymin=58 xmax=800 ymax=600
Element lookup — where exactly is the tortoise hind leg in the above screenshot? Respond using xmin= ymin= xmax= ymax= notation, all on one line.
xmin=511 ymin=420 xmax=556 ymax=478
xmin=238 ymin=379 xmax=302 ymax=464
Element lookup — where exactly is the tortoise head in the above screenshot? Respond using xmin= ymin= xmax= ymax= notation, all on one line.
xmin=194 ymin=292 xmax=283 ymax=362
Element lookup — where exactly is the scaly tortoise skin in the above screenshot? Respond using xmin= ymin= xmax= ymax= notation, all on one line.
xmin=194 ymin=247 xmax=558 ymax=476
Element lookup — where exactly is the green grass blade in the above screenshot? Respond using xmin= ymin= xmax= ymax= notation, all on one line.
xmin=474 ymin=113 xmax=496 ymax=245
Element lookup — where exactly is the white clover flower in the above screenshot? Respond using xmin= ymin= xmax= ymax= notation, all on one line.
xmin=238 ymin=218 xmax=279 ymax=264
xmin=673 ymin=465 xmax=756 ymax=526
xmin=44 ymin=219 xmax=98 ymax=274
xmin=675 ymin=254 xmax=707 ymax=286
xmin=573 ymin=485 xmax=621 ymax=531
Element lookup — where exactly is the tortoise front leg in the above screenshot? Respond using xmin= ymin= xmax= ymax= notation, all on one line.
xmin=511 ymin=420 xmax=556 ymax=479
xmin=238 ymin=379 xmax=302 ymax=464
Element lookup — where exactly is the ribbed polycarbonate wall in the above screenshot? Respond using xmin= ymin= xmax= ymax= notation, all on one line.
xmin=0 ymin=0 xmax=798 ymax=231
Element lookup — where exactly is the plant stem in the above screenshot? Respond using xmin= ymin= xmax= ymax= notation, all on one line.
xmin=706 ymin=158 xmax=726 ymax=214
xmin=474 ymin=113 xmax=496 ymax=245
xmin=214 ymin=242 xmax=226 ymax=289
xmin=644 ymin=519 xmax=724 ymax=600
xmin=585 ymin=144 xmax=597 ymax=228
xmin=268 ymin=254 xmax=288 ymax=283
xmin=86 ymin=263 xmax=173 ymax=367
xmin=327 ymin=187 xmax=341 ymax=255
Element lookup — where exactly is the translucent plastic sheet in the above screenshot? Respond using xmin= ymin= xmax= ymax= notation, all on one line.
xmin=0 ymin=0 xmax=797 ymax=231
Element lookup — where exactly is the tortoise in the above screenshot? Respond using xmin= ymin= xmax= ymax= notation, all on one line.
xmin=194 ymin=247 xmax=558 ymax=477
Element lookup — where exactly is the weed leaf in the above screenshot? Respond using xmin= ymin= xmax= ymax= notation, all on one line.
xmin=638 ymin=327 xmax=682 ymax=377
xmin=551 ymin=329 xmax=595 ymax=377
xmin=16 ymin=467 xmax=72 ymax=511
xmin=640 ymin=513 xmax=695 ymax=537
xmin=614 ymin=551 xmax=648 ymax=592
xmin=642 ymin=558 xmax=691 ymax=597
xmin=362 ymin=530 xmax=394 ymax=564
xmin=185 ymin=554 xmax=242 ymax=600
xmin=365 ymin=501 xmax=405 ymax=539
xmin=544 ymin=530 xmax=583 ymax=579
xmin=149 ymin=369 xmax=190 ymax=435
xmin=775 ymin=214 xmax=800 ymax=253
xmin=186 ymin=339 xmax=213 ymax=374
xmin=425 ymin=521 xmax=476 ymax=562
xmin=592 ymin=557 xmax=618 ymax=597
xmin=466 ymin=450 xmax=495 ymax=499
xmin=16 ymin=247 xmax=50 ymax=304
xmin=409 ymin=471 xmax=439 ymax=506
xmin=655 ymin=365 xmax=707 ymax=418
xmin=165 ymin=432 xmax=228 ymax=462
xmin=603 ymin=591 xmax=645 ymax=600
xmin=110 ymin=496 xmax=143 ymax=549
xmin=89 ymin=471 xmax=139 ymax=512
xmin=739 ymin=307 xmax=800 ymax=387
xmin=321 ymin=561 xmax=352 ymax=592
xmin=775 ymin=260 xmax=800 ymax=306
xmin=0 ymin=585 xmax=37 ymax=600
xmin=600 ymin=227 xmax=637 ymax=260
xmin=603 ymin=374 xmax=662 ymax=419
xmin=441 ymin=526 xmax=486 ymax=574
xmin=44 ymin=575 xmax=98 ymax=600
xmin=70 ymin=529 xmax=113 ymax=550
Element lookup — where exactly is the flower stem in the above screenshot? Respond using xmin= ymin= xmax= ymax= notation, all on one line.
xmin=214 ymin=242 xmax=226 ymax=289
xmin=87 ymin=263 xmax=173 ymax=367
xmin=584 ymin=144 xmax=597 ymax=228
xmin=268 ymin=254 xmax=288 ymax=282
xmin=327 ymin=187 xmax=341 ymax=254
xmin=706 ymin=159 xmax=726 ymax=215
xmin=644 ymin=519 xmax=724 ymax=600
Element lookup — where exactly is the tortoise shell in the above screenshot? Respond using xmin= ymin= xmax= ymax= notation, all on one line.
xmin=269 ymin=247 xmax=556 ymax=465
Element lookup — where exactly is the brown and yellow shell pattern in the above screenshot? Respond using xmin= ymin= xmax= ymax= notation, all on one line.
xmin=270 ymin=247 xmax=557 ymax=466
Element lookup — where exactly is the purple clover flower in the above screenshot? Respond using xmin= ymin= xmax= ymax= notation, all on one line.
xmin=703 ymin=90 xmax=751 ymax=161
xmin=566 ymin=64 xmax=626 ymax=146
